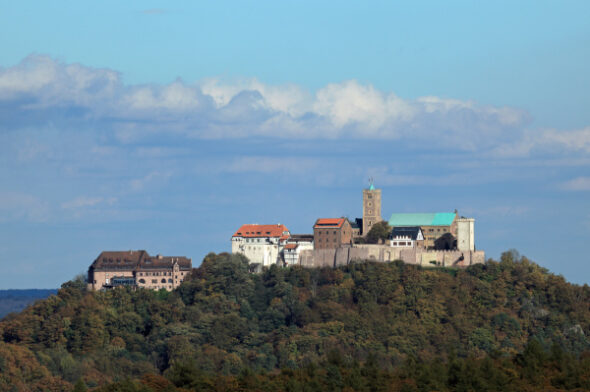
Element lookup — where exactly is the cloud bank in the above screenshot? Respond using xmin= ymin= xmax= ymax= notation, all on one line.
xmin=0 ymin=55 xmax=530 ymax=150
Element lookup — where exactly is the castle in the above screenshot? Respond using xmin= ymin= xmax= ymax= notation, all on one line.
xmin=231 ymin=182 xmax=484 ymax=268
xmin=88 ymin=182 xmax=482 ymax=292
xmin=87 ymin=250 xmax=192 ymax=291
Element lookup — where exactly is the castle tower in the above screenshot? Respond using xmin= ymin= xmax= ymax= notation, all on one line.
xmin=456 ymin=218 xmax=475 ymax=251
xmin=362 ymin=179 xmax=382 ymax=235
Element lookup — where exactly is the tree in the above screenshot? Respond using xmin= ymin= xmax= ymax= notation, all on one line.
xmin=73 ymin=378 xmax=87 ymax=392
xmin=365 ymin=221 xmax=391 ymax=244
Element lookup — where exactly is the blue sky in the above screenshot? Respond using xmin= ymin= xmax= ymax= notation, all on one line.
xmin=0 ymin=1 xmax=589 ymax=288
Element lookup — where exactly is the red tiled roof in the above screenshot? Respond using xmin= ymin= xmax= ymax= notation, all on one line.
xmin=284 ymin=243 xmax=298 ymax=250
xmin=233 ymin=224 xmax=290 ymax=238
xmin=314 ymin=218 xmax=345 ymax=228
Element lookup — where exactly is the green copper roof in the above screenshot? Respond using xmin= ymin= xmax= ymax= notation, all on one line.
xmin=388 ymin=212 xmax=456 ymax=227
xmin=369 ymin=184 xmax=375 ymax=190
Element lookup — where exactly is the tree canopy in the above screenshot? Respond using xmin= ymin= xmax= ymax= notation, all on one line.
xmin=1 ymin=251 xmax=590 ymax=391
xmin=364 ymin=221 xmax=391 ymax=244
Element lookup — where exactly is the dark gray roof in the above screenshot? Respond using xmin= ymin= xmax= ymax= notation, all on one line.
xmin=349 ymin=218 xmax=362 ymax=229
xmin=90 ymin=250 xmax=191 ymax=271
xmin=389 ymin=226 xmax=422 ymax=240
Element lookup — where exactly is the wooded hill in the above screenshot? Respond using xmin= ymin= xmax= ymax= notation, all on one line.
xmin=1 ymin=251 xmax=590 ymax=391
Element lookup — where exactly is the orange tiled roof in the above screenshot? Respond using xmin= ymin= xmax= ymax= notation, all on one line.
xmin=314 ymin=218 xmax=345 ymax=228
xmin=284 ymin=243 xmax=298 ymax=250
xmin=233 ymin=224 xmax=290 ymax=238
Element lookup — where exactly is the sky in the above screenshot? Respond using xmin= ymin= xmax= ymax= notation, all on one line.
xmin=0 ymin=1 xmax=589 ymax=288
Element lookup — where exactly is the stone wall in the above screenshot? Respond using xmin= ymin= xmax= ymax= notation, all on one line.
xmin=298 ymin=244 xmax=485 ymax=268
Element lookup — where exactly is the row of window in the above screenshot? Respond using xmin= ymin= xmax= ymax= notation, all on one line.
xmin=392 ymin=241 xmax=412 ymax=246
xmin=138 ymin=278 xmax=174 ymax=284
xmin=138 ymin=271 xmax=171 ymax=276
xmin=317 ymin=230 xmax=338 ymax=235
xmin=427 ymin=228 xmax=448 ymax=233
xmin=245 ymin=238 xmax=269 ymax=243
xmin=317 ymin=238 xmax=337 ymax=243
xmin=137 ymin=271 xmax=185 ymax=277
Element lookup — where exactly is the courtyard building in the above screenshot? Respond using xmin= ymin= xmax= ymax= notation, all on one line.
xmin=313 ymin=218 xmax=352 ymax=249
xmin=389 ymin=226 xmax=425 ymax=248
xmin=388 ymin=212 xmax=458 ymax=249
xmin=231 ymin=223 xmax=290 ymax=267
xmin=87 ymin=250 xmax=192 ymax=291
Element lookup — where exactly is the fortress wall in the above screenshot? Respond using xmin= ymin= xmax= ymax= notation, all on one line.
xmin=298 ymin=246 xmax=485 ymax=268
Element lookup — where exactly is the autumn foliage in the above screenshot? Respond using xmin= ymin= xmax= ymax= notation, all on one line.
xmin=1 ymin=250 xmax=590 ymax=391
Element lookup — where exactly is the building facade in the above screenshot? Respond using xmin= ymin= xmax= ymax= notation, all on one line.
xmin=313 ymin=218 xmax=352 ymax=249
xmin=87 ymin=250 xmax=192 ymax=291
xmin=389 ymin=226 xmax=425 ymax=248
xmin=231 ymin=224 xmax=290 ymax=266
xmin=283 ymin=234 xmax=314 ymax=266
xmin=362 ymin=183 xmax=382 ymax=235
xmin=388 ymin=212 xmax=458 ymax=249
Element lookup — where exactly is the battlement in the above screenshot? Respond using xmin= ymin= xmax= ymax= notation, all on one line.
xmin=298 ymin=244 xmax=485 ymax=268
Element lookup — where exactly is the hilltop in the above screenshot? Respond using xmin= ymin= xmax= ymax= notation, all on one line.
xmin=1 ymin=251 xmax=590 ymax=391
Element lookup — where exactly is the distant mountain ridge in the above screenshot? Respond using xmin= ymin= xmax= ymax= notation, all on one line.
xmin=0 ymin=289 xmax=57 ymax=319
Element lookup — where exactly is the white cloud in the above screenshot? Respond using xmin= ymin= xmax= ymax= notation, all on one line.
xmin=492 ymin=126 xmax=590 ymax=157
xmin=225 ymin=156 xmax=318 ymax=174
xmin=561 ymin=177 xmax=590 ymax=191
xmin=0 ymin=192 xmax=49 ymax=222
xmin=129 ymin=171 xmax=173 ymax=191
xmin=200 ymin=78 xmax=311 ymax=116
xmin=0 ymin=53 xmax=556 ymax=151
xmin=61 ymin=196 xmax=117 ymax=210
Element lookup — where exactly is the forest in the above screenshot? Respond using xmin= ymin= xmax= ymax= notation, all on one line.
xmin=1 ymin=250 xmax=589 ymax=391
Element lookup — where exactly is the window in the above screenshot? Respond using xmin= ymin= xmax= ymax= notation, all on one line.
xmin=168 ymin=279 xmax=173 ymax=283
xmin=152 ymin=279 xmax=157 ymax=284
xmin=139 ymin=279 xmax=145 ymax=284
xmin=333 ymin=231 xmax=336 ymax=234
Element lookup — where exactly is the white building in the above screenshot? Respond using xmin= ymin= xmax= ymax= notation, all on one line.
xmin=389 ymin=226 xmax=424 ymax=248
xmin=283 ymin=234 xmax=314 ymax=266
xmin=231 ymin=224 xmax=290 ymax=267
